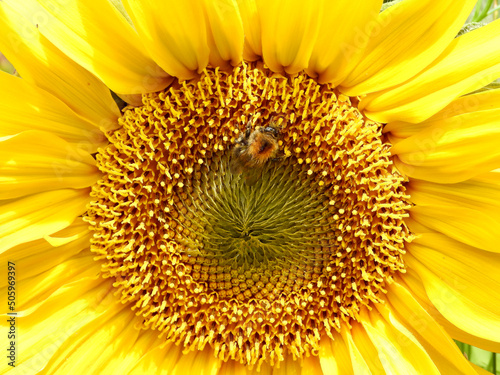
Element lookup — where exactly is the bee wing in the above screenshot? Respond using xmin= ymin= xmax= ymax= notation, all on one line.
xmin=243 ymin=168 xmax=262 ymax=186
xmin=229 ymin=147 xmax=253 ymax=175
xmin=229 ymin=158 xmax=243 ymax=175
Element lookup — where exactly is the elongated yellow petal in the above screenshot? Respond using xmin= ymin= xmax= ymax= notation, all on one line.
xmin=0 ymin=188 xmax=90 ymax=253
xmin=384 ymin=88 xmax=500 ymax=138
xmin=386 ymin=132 xmax=406 ymax=148
xmin=341 ymin=0 xmax=476 ymax=95
xmin=0 ymin=73 xmax=106 ymax=152
xmin=203 ymin=0 xmax=244 ymax=69
xmin=319 ymin=335 xmax=353 ymax=375
xmin=392 ymin=108 xmax=500 ymax=183
xmin=408 ymin=174 xmax=500 ymax=222
xmin=43 ymin=307 xmax=151 ymax=374
xmin=405 ymin=216 xmax=435 ymax=234
xmin=103 ymin=331 xmax=164 ymax=375
xmin=0 ymin=131 xmax=100 ymax=199
xmin=130 ymin=344 xmax=221 ymax=375
xmin=406 ymin=237 xmax=500 ymax=342
xmin=471 ymin=362 xmax=497 ymax=375
xmin=258 ymin=0 xmax=322 ymax=74
xmin=0 ymin=218 xmax=90 ymax=286
xmin=0 ymin=277 xmax=117 ymax=372
xmin=4 ymin=0 xmax=170 ymax=95
xmin=268 ymin=357 xmax=298 ymax=375
xmin=176 ymin=348 xmax=221 ymax=375
xmin=236 ymin=0 xmax=262 ymax=61
xmin=306 ymin=0 xmax=382 ymax=85
xmin=346 ymin=323 xmax=384 ymax=373
xmin=8 ymin=253 xmax=100 ymax=311
xmin=402 ymin=268 xmax=500 ymax=353
xmin=410 ymin=198 xmax=500 ymax=253
xmin=299 ymin=353 xmax=326 ymax=375
xmin=410 ymin=232 xmax=500 ymax=293
xmin=362 ymin=19 xmax=500 ymax=123
xmin=128 ymin=342 xmax=184 ymax=374
xmin=218 ymin=360 xmax=254 ymax=375
xmin=0 ymin=3 xmax=120 ymax=129
xmin=385 ymin=281 xmax=478 ymax=374
xmin=360 ymin=308 xmax=440 ymax=374
xmin=123 ymin=0 xmax=210 ymax=80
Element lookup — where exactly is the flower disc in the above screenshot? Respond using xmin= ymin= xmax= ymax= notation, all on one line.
xmin=86 ymin=62 xmax=413 ymax=367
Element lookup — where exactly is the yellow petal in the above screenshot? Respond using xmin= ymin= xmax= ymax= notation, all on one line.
xmin=236 ymin=0 xmax=262 ymax=61
xmin=360 ymin=308 xmax=440 ymax=374
xmin=218 ymin=360 xmax=255 ymax=375
xmin=300 ymin=355 xmax=324 ymax=375
xmin=270 ymin=355 xmax=303 ymax=375
xmin=175 ymin=348 xmax=221 ymax=375
xmin=406 ymin=237 xmax=500 ymax=342
xmin=410 ymin=232 xmax=500 ymax=295
xmin=0 ymin=130 xmax=100 ymax=199
xmin=385 ymin=132 xmax=406 ymax=149
xmin=0 ymin=218 xmax=90 ymax=286
xmin=0 ymin=2 xmax=120 ymax=129
xmin=384 ymin=88 xmax=500 ymax=138
xmin=471 ymin=362 xmax=497 ymax=375
xmin=0 ymin=188 xmax=90 ymax=253
xmin=128 ymin=342 xmax=183 ymax=374
xmin=345 ymin=323 xmax=384 ymax=373
xmin=6 ymin=252 xmax=100 ymax=311
xmin=123 ymin=0 xmax=210 ymax=80
xmin=401 ymin=268 xmax=500 ymax=353
xmin=391 ymin=108 xmax=500 ymax=183
xmin=319 ymin=335 xmax=353 ymax=375
xmin=0 ymin=73 xmax=106 ymax=151
xmin=267 ymin=353 xmax=322 ymax=375
xmin=5 ymin=0 xmax=170 ymax=94
xmin=0 ymin=277 xmax=118 ymax=372
xmin=362 ymin=19 xmax=500 ymax=123
xmin=306 ymin=0 xmax=382 ymax=85
xmin=409 ymin=199 xmax=500 ymax=253
xmin=42 ymin=307 xmax=155 ymax=374
xmin=385 ymin=281 xmax=477 ymax=374
xmin=341 ymin=0 xmax=476 ymax=95
xmin=130 ymin=344 xmax=221 ymax=375
xmin=405 ymin=215 xmax=435 ymax=234
xmin=408 ymin=174 xmax=500 ymax=223
xmin=203 ymin=0 xmax=244 ymax=69
xmin=258 ymin=0 xmax=321 ymax=74
xmin=102 ymin=330 xmax=164 ymax=375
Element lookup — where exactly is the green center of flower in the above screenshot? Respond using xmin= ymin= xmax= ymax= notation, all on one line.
xmin=85 ymin=62 xmax=413 ymax=368
xmin=175 ymin=155 xmax=335 ymax=272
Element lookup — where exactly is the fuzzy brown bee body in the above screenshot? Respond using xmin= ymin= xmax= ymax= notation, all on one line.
xmin=229 ymin=118 xmax=282 ymax=183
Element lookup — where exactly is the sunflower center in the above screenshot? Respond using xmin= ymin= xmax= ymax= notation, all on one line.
xmin=175 ymin=155 xmax=335 ymax=273
xmin=85 ymin=62 xmax=413 ymax=368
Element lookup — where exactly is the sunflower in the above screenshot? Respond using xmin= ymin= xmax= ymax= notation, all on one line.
xmin=1 ymin=0 xmax=500 ymax=373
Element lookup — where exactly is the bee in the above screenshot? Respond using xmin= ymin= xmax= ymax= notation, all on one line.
xmin=229 ymin=116 xmax=283 ymax=184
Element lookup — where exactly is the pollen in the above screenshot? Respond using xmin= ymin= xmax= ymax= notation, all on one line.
xmin=85 ymin=62 xmax=413 ymax=369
